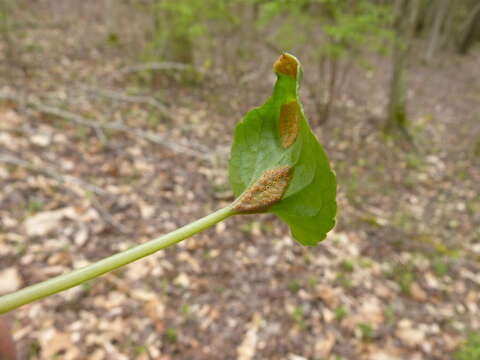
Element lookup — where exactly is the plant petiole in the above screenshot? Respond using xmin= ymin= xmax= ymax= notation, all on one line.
xmin=0 ymin=205 xmax=235 ymax=314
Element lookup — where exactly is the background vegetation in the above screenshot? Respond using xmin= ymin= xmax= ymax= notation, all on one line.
xmin=0 ymin=0 xmax=479 ymax=359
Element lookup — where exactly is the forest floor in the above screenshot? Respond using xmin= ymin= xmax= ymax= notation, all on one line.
xmin=1 ymin=5 xmax=480 ymax=360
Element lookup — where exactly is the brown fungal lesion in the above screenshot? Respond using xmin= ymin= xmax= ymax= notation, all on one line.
xmin=273 ymin=53 xmax=298 ymax=79
xmin=279 ymin=101 xmax=300 ymax=148
xmin=234 ymin=166 xmax=293 ymax=213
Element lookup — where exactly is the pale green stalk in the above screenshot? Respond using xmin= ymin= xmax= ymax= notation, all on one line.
xmin=0 ymin=205 xmax=235 ymax=314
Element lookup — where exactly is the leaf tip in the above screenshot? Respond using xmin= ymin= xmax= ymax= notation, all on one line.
xmin=273 ymin=53 xmax=299 ymax=79
xmin=233 ymin=166 xmax=293 ymax=213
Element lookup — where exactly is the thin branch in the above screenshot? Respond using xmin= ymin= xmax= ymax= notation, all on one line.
xmin=0 ymin=154 xmax=108 ymax=196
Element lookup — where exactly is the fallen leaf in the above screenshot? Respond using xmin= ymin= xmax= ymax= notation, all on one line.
xmin=314 ymin=331 xmax=335 ymax=358
xmin=396 ymin=326 xmax=426 ymax=348
xmin=23 ymin=207 xmax=74 ymax=236
xmin=410 ymin=282 xmax=428 ymax=301
xmin=0 ymin=267 xmax=23 ymax=294
xmin=237 ymin=313 xmax=262 ymax=360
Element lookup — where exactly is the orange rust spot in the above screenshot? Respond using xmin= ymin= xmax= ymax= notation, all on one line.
xmin=273 ymin=53 xmax=298 ymax=79
xmin=279 ymin=101 xmax=300 ymax=148
xmin=234 ymin=166 xmax=292 ymax=213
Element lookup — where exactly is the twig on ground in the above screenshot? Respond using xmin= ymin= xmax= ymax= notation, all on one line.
xmin=0 ymin=153 xmax=130 ymax=234
xmin=78 ymin=86 xmax=175 ymax=121
xmin=108 ymin=62 xmax=202 ymax=82
xmin=113 ymin=61 xmax=195 ymax=75
xmin=91 ymin=198 xmax=131 ymax=235
xmin=0 ymin=91 xmax=210 ymax=161
xmin=0 ymin=154 xmax=108 ymax=196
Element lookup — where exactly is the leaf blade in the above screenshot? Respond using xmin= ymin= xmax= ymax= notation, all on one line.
xmin=229 ymin=53 xmax=336 ymax=245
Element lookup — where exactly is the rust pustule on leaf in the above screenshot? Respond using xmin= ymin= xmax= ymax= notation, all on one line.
xmin=234 ymin=166 xmax=293 ymax=213
xmin=274 ymin=53 xmax=298 ymax=79
xmin=279 ymin=101 xmax=300 ymax=148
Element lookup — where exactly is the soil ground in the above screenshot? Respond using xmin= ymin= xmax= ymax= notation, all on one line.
xmin=0 ymin=3 xmax=479 ymax=360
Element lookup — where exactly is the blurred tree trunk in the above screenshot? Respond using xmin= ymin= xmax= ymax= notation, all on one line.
xmin=164 ymin=31 xmax=193 ymax=64
xmin=151 ymin=1 xmax=193 ymax=64
xmin=0 ymin=0 xmax=16 ymax=64
xmin=104 ymin=0 xmax=117 ymax=39
xmin=386 ymin=38 xmax=409 ymax=135
xmin=316 ymin=55 xmax=339 ymax=126
xmin=384 ymin=0 xmax=420 ymax=140
xmin=457 ymin=2 xmax=480 ymax=55
xmin=425 ymin=0 xmax=450 ymax=61
xmin=415 ymin=0 xmax=435 ymax=37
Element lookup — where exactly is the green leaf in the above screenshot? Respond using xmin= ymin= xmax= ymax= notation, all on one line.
xmin=229 ymin=53 xmax=336 ymax=246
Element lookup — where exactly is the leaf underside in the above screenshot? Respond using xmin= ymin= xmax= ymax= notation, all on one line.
xmin=229 ymin=53 xmax=337 ymax=246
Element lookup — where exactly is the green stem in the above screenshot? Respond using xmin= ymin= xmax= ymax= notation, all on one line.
xmin=0 ymin=205 xmax=235 ymax=314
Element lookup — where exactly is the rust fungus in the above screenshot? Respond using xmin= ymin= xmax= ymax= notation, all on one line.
xmin=279 ymin=101 xmax=300 ymax=148
xmin=273 ymin=53 xmax=298 ymax=79
xmin=234 ymin=166 xmax=293 ymax=213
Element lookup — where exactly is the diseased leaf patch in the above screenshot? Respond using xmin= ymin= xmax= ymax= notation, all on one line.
xmin=234 ymin=166 xmax=292 ymax=213
xmin=279 ymin=101 xmax=300 ymax=148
